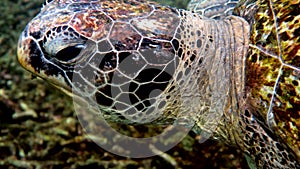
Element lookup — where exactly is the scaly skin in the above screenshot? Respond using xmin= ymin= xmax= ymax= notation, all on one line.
xmin=17 ymin=0 xmax=299 ymax=168
xmin=188 ymin=0 xmax=240 ymax=19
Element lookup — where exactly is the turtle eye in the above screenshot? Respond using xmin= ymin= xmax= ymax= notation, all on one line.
xmin=54 ymin=44 xmax=85 ymax=62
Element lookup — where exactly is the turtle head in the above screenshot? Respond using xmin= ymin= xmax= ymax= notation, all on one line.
xmin=17 ymin=0 xmax=91 ymax=93
xmin=17 ymin=0 xmax=185 ymax=124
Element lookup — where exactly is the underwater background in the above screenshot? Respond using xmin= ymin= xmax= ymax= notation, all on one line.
xmin=0 ymin=0 xmax=249 ymax=168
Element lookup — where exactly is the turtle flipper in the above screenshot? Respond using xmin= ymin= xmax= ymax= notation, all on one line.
xmin=237 ymin=109 xmax=299 ymax=168
xmin=187 ymin=0 xmax=240 ymax=19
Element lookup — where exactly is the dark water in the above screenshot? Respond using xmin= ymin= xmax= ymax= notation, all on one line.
xmin=0 ymin=0 xmax=247 ymax=168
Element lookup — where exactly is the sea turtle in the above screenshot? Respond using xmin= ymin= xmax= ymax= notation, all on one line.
xmin=17 ymin=0 xmax=300 ymax=168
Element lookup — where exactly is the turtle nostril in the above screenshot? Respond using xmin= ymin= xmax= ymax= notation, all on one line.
xmin=30 ymin=31 xmax=42 ymax=40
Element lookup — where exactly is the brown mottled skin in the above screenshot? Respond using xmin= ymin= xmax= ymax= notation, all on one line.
xmin=17 ymin=0 xmax=300 ymax=168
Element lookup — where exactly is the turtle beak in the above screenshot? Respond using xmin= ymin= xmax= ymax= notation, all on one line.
xmin=17 ymin=27 xmax=27 ymax=68
xmin=17 ymin=25 xmax=49 ymax=77
xmin=17 ymin=25 xmax=38 ymax=74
